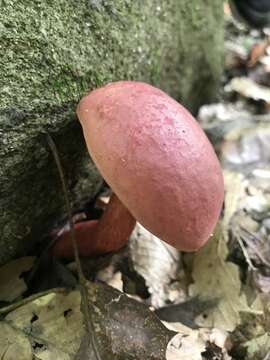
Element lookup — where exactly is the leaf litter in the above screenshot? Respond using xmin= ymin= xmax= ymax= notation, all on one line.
xmin=1 ymin=4 xmax=270 ymax=359
xmin=0 ymin=257 xmax=35 ymax=303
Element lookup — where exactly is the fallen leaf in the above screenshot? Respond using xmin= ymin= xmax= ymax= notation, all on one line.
xmin=223 ymin=170 xmax=245 ymax=235
xmin=0 ymin=257 xmax=35 ymax=303
xmin=198 ymin=102 xmax=270 ymax=147
xmin=248 ymin=39 xmax=269 ymax=67
xmin=226 ymin=77 xmax=270 ymax=104
xmin=244 ymin=333 xmax=270 ymax=360
xmin=221 ymin=125 xmax=270 ymax=168
xmin=25 ymin=255 xmax=77 ymax=295
xmin=86 ymin=281 xmax=172 ymax=359
xmin=155 ymin=297 xmax=218 ymax=329
xmin=0 ymin=322 xmax=32 ymax=360
xmin=0 ymin=282 xmax=172 ymax=359
xmin=166 ymin=331 xmax=205 ymax=360
xmin=166 ymin=327 xmax=231 ymax=360
xmin=5 ymin=290 xmax=83 ymax=359
xmin=189 ymin=229 xmax=251 ymax=332
xmin=253 ymin=272 xmax=270 ymax=293
xmin=130 ymin=223 xmax=183 ymax=308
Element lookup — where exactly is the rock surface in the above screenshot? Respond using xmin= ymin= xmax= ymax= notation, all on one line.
xmin=0 ymin=0 xmax=223 ymax=264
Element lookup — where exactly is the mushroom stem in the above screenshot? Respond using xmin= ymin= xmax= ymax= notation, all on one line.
xmin=52 ymin=193 xmax=136 ymax=258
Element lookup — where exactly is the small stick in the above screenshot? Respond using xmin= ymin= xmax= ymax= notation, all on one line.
xmin=0 ymin=288 xmax=65 ymax=316
xmin=47 ymin=134 xmax=101 ymax=360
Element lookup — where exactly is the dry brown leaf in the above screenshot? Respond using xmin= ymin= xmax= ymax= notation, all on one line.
xmin=248 ymin=40 xmax=269 ymax=67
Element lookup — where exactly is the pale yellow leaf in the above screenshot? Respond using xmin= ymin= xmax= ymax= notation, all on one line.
xmin=0 ymin=322 xmax=32 ymax=360
xmin=190 ymin=229 xmax=250 ymax=331
xmin=0 ymin=257 xmax=35 ymax=302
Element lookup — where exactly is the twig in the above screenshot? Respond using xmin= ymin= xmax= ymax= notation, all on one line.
xmin=240 ymin=227 xmax=270 ymax=268
xmin=47 ymin=134 xmax=101 ymax=360
xmin=231 ymin=224 xmax=256 ymax=270
xmin=0 ymin=288 xmax=65 ymax=316
xmin=236 ymin=233 xmax=256 ymax=271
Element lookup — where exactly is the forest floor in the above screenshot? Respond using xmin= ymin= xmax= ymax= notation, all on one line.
xmin=0 ymin=5 xmax=270 ymax=360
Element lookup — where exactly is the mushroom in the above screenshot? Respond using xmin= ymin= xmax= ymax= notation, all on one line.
xmin=52 ymin=193 xmax=136 ymax=257
xmin=53 ymin=81 xmax=224 ymax=257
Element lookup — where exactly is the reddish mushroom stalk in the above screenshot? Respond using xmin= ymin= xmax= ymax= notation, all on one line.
xmin=53 ymin=81 xmax=224 ymax=257
xmin=52 ymin=193 xmax=136 ymax=257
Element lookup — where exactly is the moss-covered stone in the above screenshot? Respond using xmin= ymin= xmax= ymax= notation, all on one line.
xmin=0 ymin=0 xmax=223 ymax=264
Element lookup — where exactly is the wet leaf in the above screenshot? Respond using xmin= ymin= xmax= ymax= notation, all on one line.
xmin=86 ymin=282 xmax=173 ymax=359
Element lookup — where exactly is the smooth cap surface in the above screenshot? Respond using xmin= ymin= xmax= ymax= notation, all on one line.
xmin=77 ymin=81 xmax=224 ymax=251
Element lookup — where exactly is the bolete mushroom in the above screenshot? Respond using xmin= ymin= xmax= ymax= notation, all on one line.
xmin=53 ymin=193 xmax=135 ymax=257
xmin=53 ymin=81 xmax=224 ymax=257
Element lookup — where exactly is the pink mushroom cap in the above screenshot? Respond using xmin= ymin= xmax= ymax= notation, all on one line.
xmin=77 ymin=81 xmax=224 ymax=251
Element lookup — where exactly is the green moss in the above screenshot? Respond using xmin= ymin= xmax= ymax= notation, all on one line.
xmin=0 ymin=0 xmax=223 ymax=111
xmin=0 ymin=0 xmax=223 ymax=264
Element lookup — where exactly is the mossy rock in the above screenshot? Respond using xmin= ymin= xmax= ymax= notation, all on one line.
xmin=0 ymin=0 xmax=223 ymax=264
